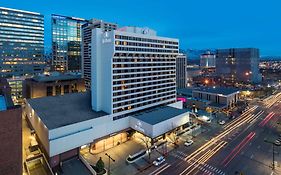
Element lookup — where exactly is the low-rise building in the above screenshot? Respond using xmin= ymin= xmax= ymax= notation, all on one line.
xmin=192 ymin=87 xmax=239 ymax=109
xmin=23 ymin=72 xmax=85 ymax=99
xmin=24 ymin=92 xmax=189 ymax=168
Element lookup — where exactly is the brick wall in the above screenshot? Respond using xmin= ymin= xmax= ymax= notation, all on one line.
xmin=0 ymin=106 xmax=22 ymax=175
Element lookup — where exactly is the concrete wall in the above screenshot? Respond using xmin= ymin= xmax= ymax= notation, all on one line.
xmin=129 ymin=117 xmax=153 ymax=137
xmin=25 ymin=102 xmax=50 ymax=155
xmin=91 ymin=29 xmax=114 ymax=114
xmin=152 ymin=112 xmax=189 ymax=138
xmin=49 ymin=115 xmax=129 ymax=157
xmin=129 ymin=111 xmax=190 ymax=138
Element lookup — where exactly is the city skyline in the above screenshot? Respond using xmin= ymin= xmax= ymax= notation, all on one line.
xmin=1 ymin=0 xmax=280 ymax=56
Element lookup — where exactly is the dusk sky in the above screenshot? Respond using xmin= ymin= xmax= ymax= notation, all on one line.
xmin=1 ymin=0 xmax=280 ymax=56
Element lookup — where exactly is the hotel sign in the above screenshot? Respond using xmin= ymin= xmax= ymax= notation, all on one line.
xmin=135 ymin=120 xmax=145 ymax=133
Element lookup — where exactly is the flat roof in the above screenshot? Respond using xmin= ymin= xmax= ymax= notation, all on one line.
xmin=31 ymin=74 xmax=81 ymax=82
xmin=27 ymin=92 xmax=108 ymax=130
xmin=194 ymin=87 xmax=239 ymax=96
xmin=133 ymin=106 xmax=189 ymax=125
xmin=177 ymin=88 xmax=196 ymax=96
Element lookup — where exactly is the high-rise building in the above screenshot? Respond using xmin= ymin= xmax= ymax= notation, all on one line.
xmin=82 ymin=19 xmax=118 ymax=89
xmin=216 ymin=48 xmax=262 ymax=84
xmin=51 ymin=14 xmax=87 ymax=72
xmin=25 ymin=26 xmax=192 ymax=170
xmin=176 ymin=53 xmax=187 ymax=88
xmin=200 ymin=51 xmax=216 ymax=68
xmin=0 ymin=7 xmax=45 ymax=77
xmin=89 ymin=26 xmax=179 ymax=115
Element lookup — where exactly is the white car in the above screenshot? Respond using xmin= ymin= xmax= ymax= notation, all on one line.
xmin=184 ymin=140 xmax=194 ymax=147
xmin=218 ymin=120 xmax=226 ymax=125
xmin=274 ymin=140 xmax=281 ymax=146
xmin=153 ymin=156 xmax=165 ymax=166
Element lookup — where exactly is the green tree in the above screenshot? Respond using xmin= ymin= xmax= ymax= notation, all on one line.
xmin=96 ymin=157 xmax=105 ymax=174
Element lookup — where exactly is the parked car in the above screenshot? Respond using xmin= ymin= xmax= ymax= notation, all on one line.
xmin=218 ymin=120 xmax=226 ymax=125
xmin=153 ymin=156 xmax=165 ymax=166
xmin=274 ymin=140 xmax=281 ymax=146
xmin=184 ymin=140 xmax=194 ymax=147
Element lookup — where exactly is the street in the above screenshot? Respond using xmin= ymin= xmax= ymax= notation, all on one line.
xmin=144 ymin=93 xmax=281 ymax=175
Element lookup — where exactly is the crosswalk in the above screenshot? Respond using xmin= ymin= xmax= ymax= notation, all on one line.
xmin=170 ymin=151 xmax=188 ymax=160
xmin=170 ymin=151 xmax=226 ymax=175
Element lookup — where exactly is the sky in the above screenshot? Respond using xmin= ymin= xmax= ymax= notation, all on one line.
xmin=1 ymin=0 xmax=281 ymax=56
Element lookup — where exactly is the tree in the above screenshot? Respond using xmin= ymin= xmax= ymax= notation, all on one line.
xmin=96 ymin=157 xmax=105 ymax=174
xmin=138 ymin=136 xmax=152 ymax=160
xmin=169 ymin=132 xmax=179 ymax=148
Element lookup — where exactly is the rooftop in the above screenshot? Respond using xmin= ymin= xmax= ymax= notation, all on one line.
xmin=194 ymin=87 xmax=239 ymax=96
xmin=27 ymin=92 xmax=108 ymax=130
xmin=30 ymin=73 xmax=82 ymax=82
xmin=177 ymin=88 xmax=196 ymax=96
xmin=133 ymin=106 xmax=189 ymax=125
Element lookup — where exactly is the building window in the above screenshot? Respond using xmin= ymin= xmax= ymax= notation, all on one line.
xmin=64 ymin=85 xmax=70 ymax=94
xmin=55 ymin=85 xmax=61 ymax=95
xmin=47 ymin=86 xmax=53 ymax=96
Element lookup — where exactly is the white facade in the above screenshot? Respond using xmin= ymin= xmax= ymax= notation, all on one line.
xmin=90 ymin=27 xmax=179 ymax=115
xmin=200 ymin=51 xmax=216 ymax=68
xmin=82 ymin=19 xmax=118 ymax=89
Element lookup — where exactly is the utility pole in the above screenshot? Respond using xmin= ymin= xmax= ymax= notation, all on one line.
xmin=264 ymin=139 xmax=280 ymax=170
xmin=105 ymin=153 xmax=115 ymax=175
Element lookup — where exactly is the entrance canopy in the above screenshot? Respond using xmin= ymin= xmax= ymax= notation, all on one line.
xmin=129 ymin=106 xmax=190 ymax=138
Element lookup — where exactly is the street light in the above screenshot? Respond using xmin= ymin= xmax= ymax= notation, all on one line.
xmin=264 ymin=139 xmax=280 ymax=170
xmin=105 ymin=153 xmax=115 ymax=175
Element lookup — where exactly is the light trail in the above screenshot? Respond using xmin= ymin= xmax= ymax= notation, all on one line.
xmin=223 ymin=106 xmax=258 ymax=130
xmin=176 ymin=110 xmax=263 ymax=175
xmin=184 ymin=111 xmax=260 ymax=163
xmin=259 ymin=112 xmax=275 ymax=127
xmin=223 ymin=132 xmax=255 ymax=167
xmin=221 ymin=132 xmax=256 ymax=167
xmin=180 ymin=141 xmax=227 ymax=175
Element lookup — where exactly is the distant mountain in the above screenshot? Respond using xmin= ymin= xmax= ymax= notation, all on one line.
xmin=183 ymin=49 xmax=216 ymax=60
xmin=260 ymin=56 xmax=281 ymax=61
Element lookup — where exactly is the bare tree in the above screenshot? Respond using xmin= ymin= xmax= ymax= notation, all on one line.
xmin=169 ymin=123 xmax=179 ymax=148
xmin=138 ymin=136 xmax=152 ymax=160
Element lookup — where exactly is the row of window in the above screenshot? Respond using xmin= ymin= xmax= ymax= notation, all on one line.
xmin=0 ymin=35 xmax=43 ymax=41
xmin=112 ymin=94 xmax=176 ymax=114
xmin=0 ymin=30 xmax=44 ymax=37
xmin=113 ymin=63 xmax=175 ymax=68
xmin=113 ymin=86 xmax=175 ymax=98
xmin=113 ymin=90 xmax=176 ymax=108
xmin=113 ymin=67 xmax=175 ymax=74
xmin=115 ymin=35 xmax=178 ymax=45
xmin=0 ymin=12 xmax=43 ymax=20
xmin=113 ymin=71 xmax=175 ymax=80
xmin=0 ymin=19 xmax=44 ymax=27
xmin=115 ymin=40 xmax=178 ymax=49
xmin=113 ymin=58 xmax=175 ymax=63
xmin=113 ymin=75 xmax=175 ymax=85
xmin=114 ymin=53 xmax=177 ymax=57
xmin=115 ymin=47 xmax=178 ymax=53
xmin=113 ymin=81 xmax=175 ymax=91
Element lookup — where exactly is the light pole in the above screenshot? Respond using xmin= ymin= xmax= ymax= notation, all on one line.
xmin=264 ymin=139 xmax=280 ymax=170
xmin=105 ymin=153 xmax=115 ymax=175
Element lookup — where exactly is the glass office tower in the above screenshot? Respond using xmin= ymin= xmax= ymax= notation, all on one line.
xmin=0 ymin=7 xmax=45 ymax=78
xmin=51 ymin=14 xmax=87 ymax=72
